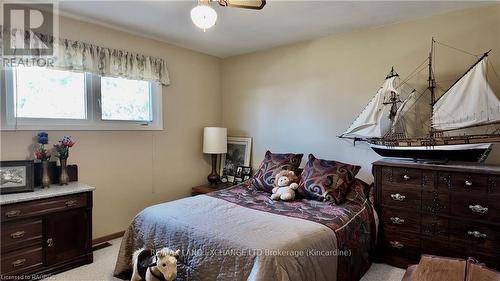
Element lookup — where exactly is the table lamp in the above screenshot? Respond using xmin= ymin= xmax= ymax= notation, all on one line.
xmin=203 ymin=127 xmax=227 ymax=185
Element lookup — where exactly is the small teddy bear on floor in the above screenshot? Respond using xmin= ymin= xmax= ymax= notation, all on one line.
xmin=131 ymin=247 xmax=180 ymax=281
xmin=271 ymin=170 xmax=299 ymax=201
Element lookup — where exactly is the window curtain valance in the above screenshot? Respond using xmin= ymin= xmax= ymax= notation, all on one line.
xmin=1 ymin=28 xmax=170 ymax=86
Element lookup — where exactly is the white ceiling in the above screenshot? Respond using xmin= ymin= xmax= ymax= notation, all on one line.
xmin=59 ymin=1 xmax=492 ymax=58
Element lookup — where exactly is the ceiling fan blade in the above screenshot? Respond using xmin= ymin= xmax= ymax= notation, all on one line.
xmin=218 ymin=0 xmax=266 ymax=10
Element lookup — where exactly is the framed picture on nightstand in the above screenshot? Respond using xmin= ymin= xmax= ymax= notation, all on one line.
xmin=233 ymin=165 xmax=252 ymax=185
xmin=220 ymin=137 xmax=252 ymax=179
xmin=220 ymin=174 xmax=230 ymax=183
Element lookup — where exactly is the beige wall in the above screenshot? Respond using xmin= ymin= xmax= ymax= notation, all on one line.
xmin=221 ymin=4 xmax=500 ymax=183
xmin=0 ymin=16 xmax=222 ymax=238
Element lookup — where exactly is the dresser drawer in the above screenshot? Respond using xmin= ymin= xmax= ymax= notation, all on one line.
xmin=1 ymin=193 xmax=87 ymax=222
xmin=487 ymin=176 xmax=500 ymax=196
xmin=382 ymin=167 xmax=428 ymax=187
xmin=0 ymin=246 xmax=43 ymax=275
xmin=381 ymin=186 xmax=421 ymax=209
xmin=421 ymin=215 xmax=448 ymax=238
xmin=381 ymin=208 xmax=420 ymax=233
xmin=1 ymin=219 xmax=42 ymax=253
xmin=449 ymin=220 xmax=500 ymax=251
xmin=438 ymin=172 xmax=489 ymax=193
xmin=383 ymin=230 xmax=421 ymax=261
xmin=420 ymin=237 xmax=450 ymax=256
xmin=450 ymin=195 xmax=498 ymax=221
xmin=422 ymin=191 xmax=449 ymax=215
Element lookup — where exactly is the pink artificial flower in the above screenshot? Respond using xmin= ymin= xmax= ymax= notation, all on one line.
xmin=35 ymin=147 xmax=51 ymax=160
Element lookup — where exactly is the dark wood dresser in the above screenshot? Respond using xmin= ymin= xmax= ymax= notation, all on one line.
xmin=373 ymin=159 xmax=500 ymax=271
xmin=0 ymin=183 xmax=94 ymax=279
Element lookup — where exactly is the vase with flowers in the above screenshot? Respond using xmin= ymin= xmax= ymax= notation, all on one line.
xmin=54 ymin=136 xmax=75 ymax=185
xmin=35 ymin=132 xmax=52 ymax=188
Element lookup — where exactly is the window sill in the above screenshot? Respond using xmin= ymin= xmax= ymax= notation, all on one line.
xmin=0 ymin=122 xmax=163 ymax=131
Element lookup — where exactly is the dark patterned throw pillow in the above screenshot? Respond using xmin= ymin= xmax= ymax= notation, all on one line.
xmin=250 ymin=151 xmax=303 ymax=193
xmin=298 ymin=154 xmax=361 ymax=204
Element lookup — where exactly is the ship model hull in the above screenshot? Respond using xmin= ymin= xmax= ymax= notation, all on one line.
xmin=368 ymin=134 xmax=500 ymax=162
xmin=370 ymin=143 xmax=492 ymax=162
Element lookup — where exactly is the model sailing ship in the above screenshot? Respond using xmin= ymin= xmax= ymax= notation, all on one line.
xmin=340 ymin=38 xmax=500 ymax=162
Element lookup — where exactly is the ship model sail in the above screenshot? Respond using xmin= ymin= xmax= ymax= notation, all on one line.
xmin=340 ymin=39 xmax=500 ymax=162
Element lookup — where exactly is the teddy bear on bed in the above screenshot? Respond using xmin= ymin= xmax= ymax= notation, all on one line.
xmin=131 ymin=247 xmax=180 ymax=281
xmin=271 ymin=170 xmax=299 ymax=201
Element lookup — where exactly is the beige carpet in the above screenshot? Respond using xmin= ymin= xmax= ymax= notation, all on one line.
xmin=45 ymin=238 xmax=405 ymax=281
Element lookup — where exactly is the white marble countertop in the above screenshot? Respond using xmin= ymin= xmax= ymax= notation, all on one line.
xmin=0 ymin=182 xmax=95 ymax=205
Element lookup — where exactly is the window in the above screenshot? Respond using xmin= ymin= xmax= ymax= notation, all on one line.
xmin=14 ymin=67 xmax=86 ymax=119
xmin=101 ymin=77 xmax=152 ymax=121
xmin=1 ymin=67 xmax=162 ymax=130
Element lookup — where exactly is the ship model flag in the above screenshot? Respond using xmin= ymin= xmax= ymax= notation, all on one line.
xmin=340 ymin=38 xmax=500 ymax=162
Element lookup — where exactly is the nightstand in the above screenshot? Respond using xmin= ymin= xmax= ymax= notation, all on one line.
xmin=191 ymin=183 xmax=232 ymax=196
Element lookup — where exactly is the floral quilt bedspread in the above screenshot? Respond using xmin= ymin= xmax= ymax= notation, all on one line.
xmin=207 ymin=179 xmax=376 ymax=281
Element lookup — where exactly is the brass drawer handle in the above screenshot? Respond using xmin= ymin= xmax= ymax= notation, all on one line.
xmin=390 ymin=241 xmax=404 ymax=249
xmin=403 ymin=174 xmax=411 ymax=181
xmin=467 ymin=230 xmax=487 ymax=239
xmin=12 ymin=258 xmax=26 ymax=268
xmin=10 ymin=231 xmax=25 ymax=239
xmin=465 ymin=180 xmax=473 ymax=187
xmin=390 ymin=193 xmax=406 ymax=201
xmin=390 ymin=217 xmax=405 ymax=225
xmin=65 ymin=200 xmax=77 ymax=207
xmin=6 ymin=210 xmax=21 ymax=218
xmin=469 ymin=204 xmax=488 ymax=214
xmin=47 ymin=238 xmax=54 ymax=247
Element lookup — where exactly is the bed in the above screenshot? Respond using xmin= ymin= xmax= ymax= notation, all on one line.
xmin=114 ymin=179 xmax=376 ymax=281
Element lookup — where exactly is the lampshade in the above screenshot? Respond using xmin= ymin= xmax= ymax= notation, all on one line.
xmin=203 ymin=127 xmax=227 ymax=154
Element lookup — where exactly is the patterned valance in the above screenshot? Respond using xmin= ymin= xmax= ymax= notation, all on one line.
xmin=1 ymin=28 xmax=170 ymax=86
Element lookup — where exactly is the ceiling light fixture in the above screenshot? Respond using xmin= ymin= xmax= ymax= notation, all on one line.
xmin=191 ymin=1 xmax=217 ymax=32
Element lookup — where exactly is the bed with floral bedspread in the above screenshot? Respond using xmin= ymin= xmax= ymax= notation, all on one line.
xmin=114 ymin=179 xmax=376 ymax=281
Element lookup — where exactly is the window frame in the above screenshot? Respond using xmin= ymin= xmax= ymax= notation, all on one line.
xmin=1 ymin=68 xmax=163 ymax=131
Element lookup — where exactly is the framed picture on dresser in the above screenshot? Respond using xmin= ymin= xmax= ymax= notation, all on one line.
xmin=220 ymin=137 xmax=252 ymax=182
xmin=0 ymin=160 xmax=34 ymax=194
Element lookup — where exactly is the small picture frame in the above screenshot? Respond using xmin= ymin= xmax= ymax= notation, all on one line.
xmin=235 ymin=166 xmax=243 ymax=178
xmin=220 ymin=137 xmax=252 ymax=179
xmin=221 ymin=168 xmax=234 ymax=183
xmin=233 ymin=165 xmax=252 ymax=185
xmin=242 ymin=166 xmax=251 ymax=176
xmin=0 ymin=160 xmax=34 ymax=194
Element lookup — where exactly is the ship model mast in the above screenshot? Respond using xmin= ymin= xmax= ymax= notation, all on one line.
xmin=428 ymin=38 xmax=436 ymax=138
xmin=340 ymin=38 xmax=500 ymax=162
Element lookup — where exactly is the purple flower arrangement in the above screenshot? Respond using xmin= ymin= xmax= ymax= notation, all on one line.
xmin=54 ymin=136 xmax=76 ymax=160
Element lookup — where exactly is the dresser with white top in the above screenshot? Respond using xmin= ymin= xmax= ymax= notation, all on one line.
xmin=0 ymin=183 xmax=95 ymax=279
